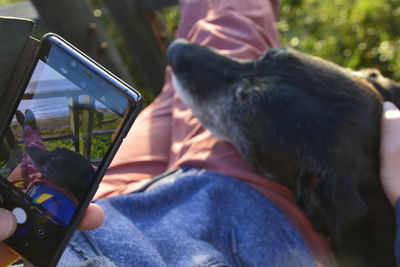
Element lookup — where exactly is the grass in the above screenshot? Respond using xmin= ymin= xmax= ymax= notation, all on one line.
xmin=278 ymin=0 xmax=400 ymax=81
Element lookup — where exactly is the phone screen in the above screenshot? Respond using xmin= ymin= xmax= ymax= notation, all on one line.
xmin=0 ymin=35 xmax=141 ymax=266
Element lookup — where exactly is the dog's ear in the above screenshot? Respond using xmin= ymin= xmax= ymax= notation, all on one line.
xmin=321 ymin=177 xmax=368 ymax=248
xmin=295 ymin=173 xmax=330 ymax=234
xmin=296 ymin=172 xmax=368 ymax=246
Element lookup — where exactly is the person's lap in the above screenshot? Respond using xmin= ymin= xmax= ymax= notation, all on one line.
xmin=59 ymin=168 xmax=314 ymax=267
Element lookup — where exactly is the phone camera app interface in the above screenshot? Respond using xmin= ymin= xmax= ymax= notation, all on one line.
xmin=0 ymin=44 xmax=130 ymax=246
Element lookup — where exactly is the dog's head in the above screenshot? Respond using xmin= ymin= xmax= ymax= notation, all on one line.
xmin=167 ymin=39 xmax=390 ymax=184
xmin=167 ymin=39 xmax=399 ymax=265
xmin=27 ymin=146 xmax=95 ymax=201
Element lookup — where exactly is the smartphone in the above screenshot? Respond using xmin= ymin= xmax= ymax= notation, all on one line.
xmin=0 ymin=33 xmax=142 ymax=266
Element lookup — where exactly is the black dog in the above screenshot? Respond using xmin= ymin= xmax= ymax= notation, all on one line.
xmin=26 ymin=146 xmax=95 ymax=202
xmin=167 ymin=39 xmax=400 ymax=267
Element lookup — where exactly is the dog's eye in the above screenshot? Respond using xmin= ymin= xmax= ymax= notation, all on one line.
xmin=235 ymin=86 xmax=250 ymax=101
xmin=368 ymin=72 xmax=378 ymax=79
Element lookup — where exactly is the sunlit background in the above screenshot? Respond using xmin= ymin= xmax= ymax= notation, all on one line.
xmin=1 ymin=0 xmax=399 ymax=100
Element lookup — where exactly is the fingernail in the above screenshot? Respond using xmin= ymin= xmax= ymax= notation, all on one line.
xmin=383 ymin=102 xmax=400 ymax=119
xmin=0 ymin=208 xmax=16 ymax=240
xmin=383 ymin=101 xmax=397 ymax=111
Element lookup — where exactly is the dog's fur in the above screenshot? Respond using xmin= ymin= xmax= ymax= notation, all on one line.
xmin=167 ymin=39 xmax=400 ymax=266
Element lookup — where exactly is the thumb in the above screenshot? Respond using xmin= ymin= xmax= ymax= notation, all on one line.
xmin=0 ymin=208 xmax=19 ymax=267
xmin=0 ymin=208 xmax=16 ymax=241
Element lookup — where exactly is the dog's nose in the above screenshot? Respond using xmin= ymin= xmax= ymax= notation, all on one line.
xmin=167 ymin=39 xmax=245 ymax=89
xmin=166 ymin=39 xmax=194 ymax=74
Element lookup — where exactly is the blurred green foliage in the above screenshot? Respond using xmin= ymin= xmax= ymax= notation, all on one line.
xmin=90 ymin=135 xmax=111 ymax=159
xmin=2 ymin=0 xmax=398 ymax=97
xmin=162 ymin=0 xmax=400 ymax=80
xmin=162 ymin=6 xmax=180 ymax=36
xmin=88 ymin=0 xmax=157 ymax=103
xmin=279 ymin=0 xmax=400 ymax=80
xmin=0 ymin=0 xmax=23 ymax=5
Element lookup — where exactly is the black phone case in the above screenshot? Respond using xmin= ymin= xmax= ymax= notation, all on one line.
xmin=0 ymin=17 xmax=38 ymax=136
xmin=0 ymin=17 xmax=142 ymax=266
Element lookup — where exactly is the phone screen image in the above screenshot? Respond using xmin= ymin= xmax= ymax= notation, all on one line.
xmin=0 ymin=35 xmax=141 ymax=266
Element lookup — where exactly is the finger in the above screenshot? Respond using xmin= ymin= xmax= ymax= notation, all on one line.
xmin=381 ymin=102 xmax=400 ymax=158
xmin=380 ymin=102 xmax=400 ymax=205
xmin=0 ymin=205 xmax=104 ymax=266
xmin=383 ymin=101 xmax=400 ymax=117
xmin=0 ymin=208 xmax=16 ymax=241
xmin=77 ymin=203 xmax=104 ymax=230
xmin=0 ymin=209 xmax=19 ymax=266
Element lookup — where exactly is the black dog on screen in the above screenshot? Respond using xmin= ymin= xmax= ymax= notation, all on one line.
xmin=26 ymin=146 xmax=95 ymax=202
xmin=167 ymin=39 xmax=400 ymax=267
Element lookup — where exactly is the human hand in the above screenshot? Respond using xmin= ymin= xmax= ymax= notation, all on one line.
xmin=380 ymin=101 xmax=400 ymax=206
xmin=76 ymin=203 xmax=104 ymax=230
xmin=0 ymin=203 xmax=104 ymax=266
xmin=0 ymin=208 xmax=17 ymax=266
